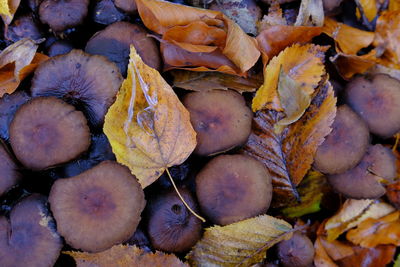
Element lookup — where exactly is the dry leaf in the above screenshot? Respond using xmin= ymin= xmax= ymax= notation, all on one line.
xmin=355 ymin=0 xmax=379 ymax=22
xmin=346 ymin=211 xmax=400 ymax=248
xmin=314 ymin=237 xmax=339 ymax=267
xmin=252 ymin=43 xmax=326 ymax=112
xmin=187 ymin=215 xmax=293 ymax=266
xmin=257 ymin=3 xmax=287 ymax=31
xmin=389 ymin=0 xmax=400 ymax=11
xmin=295 ymin=0 xmax=324 ymax=27
xmin=0 ymin=38 xmax=48 ymax=97
xmin=65 ymin=245 xmax=188 ymax=267
xmin=243 ymin=81 xmax=336 ymax=206
xmin=330 ymin=50 xmax=377 ymax=79
xmin=374 ymin=11 xmax=400 ymax=66
xmin=338 ymin=245 xmax=396 ymax=267
xmin=135 ymin=0 xmax=260 ymax=76
xmin=324 ymin=199 xmax=395 ymax=241
xmin=0 ymin=0 xmax=20 ymax=25
xmin=386 ymin=180 xmax=400 ymax=209
xmin=103 ymin=46 xmax=196 ymax=188
xmin=314 ymin=237 xmax=354 ymax=267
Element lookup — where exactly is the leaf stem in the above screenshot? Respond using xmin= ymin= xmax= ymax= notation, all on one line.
xmin=166 ymin=169 xmax=206 ymax=222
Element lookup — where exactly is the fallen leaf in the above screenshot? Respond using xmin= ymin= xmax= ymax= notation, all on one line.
xmin=374 ymin=10 xmax=400 ymax=66
xmin=103 ymin=46 xmax=196 ymax=188
xmin=0 ymin=0 xmax=20 ymax=25
xmin=330 ymin=50 xmax=377 ymax=79
xmin=0 ymin=38 xmax=48 ymax=98
xmin=346 ymin=211 xmax=400 ymax=248
xmin=355 ymin=0 xmax=379 ymax=22
xmin=314 ymin=237 xmax=354 ymax=267
xmin=295 ymin=0 xmax=324 ymax=27
xmin=389 ymin=0 xmax=400 ymax=11
xmin=135 ymin=0 xmax=260 ymax=76
xmin=252 ymin=43 xmax=326 ymax=112
xmin=395 ymin=253 xmax=400 ymax=267
xmin=65 ymin=245 xmax=188 ymax=267
xmin=338 ymin=245 xmax=396 ymax=267
xmin=186 ymin=215 xmax=293 ymax=266
xmin=386 ymin=180 xmax=400 ymax=209
xmin=314 ymin=237 xmax=339 ymax=267
xmin=257 ymin=3 xmax=287 ymax=31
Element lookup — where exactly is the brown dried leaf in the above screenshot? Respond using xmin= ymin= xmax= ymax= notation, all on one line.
xmin=314 ymin=236 xmax=354 ymax=267
xmin=257 ymin=3 xmax=287 ymax=31
xmin=338 ymin=245 xmax=396 ymax=267
xmin=330 ymin=50 xmax=377 ymax=80
xmin=65 ymin=245 xmax=188 ymax=267
xmin=375 ymin=10 xmax=400 ymax=66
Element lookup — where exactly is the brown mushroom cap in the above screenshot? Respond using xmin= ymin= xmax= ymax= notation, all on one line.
xmin=345 ymin=74 xmax=400 ymax=138
xmin=30 ymin=49 xmax=123 ymax=127
xmin=9 ymin=97 xmax=91 ymax=170
xmin=85 ymin=21 xmax=161 ymax=76
xmin=147 ymin=188 xmax=202 ymax=253
xmin=47 ymin=40 xmax=74 ymax=57
xmin=114 ymin=0 xmax=137 ymax=14
xmin=39 ymin=0 xmax=89 ymax=32
xmin=0 ymin=143 xmax=20 ymax=196
xmin=313 ymin=105 xmax=370 ymax=174
xmin=328 ymin=144 xmax=397 ymax=199
xmin=49 ymin=161 xmax=146 ymax=252
xmin=196 ymin=154 xmax=272 ymax=225
xmin=93 ymin=0 xmax=127 ymax=25
xmin=183 ymin=90 xmax=253 ymax=156
xmin=4 ymin=14 xmax=43 ymax=43
xmin=277 ymin=233 xmax=315 ymax=267
xmin=0 ymin=194 xmax=63 ymax=267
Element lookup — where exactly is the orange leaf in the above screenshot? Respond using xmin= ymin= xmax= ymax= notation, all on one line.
xmin=338 ymin=245 xmax=396 ymax=267
xmin=314 ymin=237 xmax=354 ymax=267
xmin=389 ymin=0 xmax=400 ymax=11
xmin=375 ymin=11 xmax=400 ymax=66
xmin=65 ymin=245 xmax=188 ymax=267
xmin=356 ymin=0 xmax=379 ymax=21
xmin=331 ymin=50 xmax=377 ymax=79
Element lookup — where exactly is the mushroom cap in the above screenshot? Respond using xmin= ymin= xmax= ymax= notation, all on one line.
xmin=277 ymin=233 xmax=315 ymax=267
xmin=39 ymin=0 xmax=89 ymax=32
xmin=47 ymin=40 xmax=74 ymax=57
xmin=183 ymin=90 xmax=253 ymax=156
xmin=147 ymin=188 xmax=202 ymax=253
xmin=0 ymin=143 xmax=20 ymax=196
xmin=114 ymin=0 xmax=137 ymax=13
xmin=0 ymin=194 xmax=63 ymax=267
xmin=49 ymin=161 xmax=146 ymax=252
xmin=93 ymin=0 xmax=127 ymax=25
xmin=196 ymin=154 xmax=272 ymax=225
xmin=85 ymin=21 xmax=161 ymax=76
xmin=328 ymin=144 xmax=397 ymax=199
xmin=345 ymin=74 xmax=400 ymax=138
xmin=5 ymin=14 xmax=43 ymax=43
xmin=30 ymin=49 xmax=123 ymax=127
xmin=314 ymin=105 xmax=370 ymax=174
xmin=9 ymin=97 xmax=91 ymax=170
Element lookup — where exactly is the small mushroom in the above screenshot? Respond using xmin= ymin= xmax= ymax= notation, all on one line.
xmin=114 ymin=0 xmax=137 ymax=14
xmin=345 ymin=74 xmax=400 ymax=138
xmin=328 ymin=144 xmax=397 ymax=199
xmin=92 ymin=0 xmax=128 ymax=25
xmin=183 ymin=90 xmax=253 ymax=156
xmin=49 ymin=161 xmax=146 ymax=252
xmin=0 ymin=194 xmax=63 ymax=267
xmin=85 ymin=21 xmax=161 ymax=76
xmin=323 ymin=0 xmax=344 ymax=14
xmin=147 ymin=188 xmax=202 ymax=253
xmin=196 ymin=154 xmax=272 ymax=225
xmin=313 ymin=105 xmax=370 ymax=174
xmin=30 ymin=49 xmax=123 ymax=127
xmin=0 ymin=143 xmax=20 ymax=196
xmin=4 ymin=14 xmax=43 ymax=43
xmin=277 ymin=233 xmax=315 ymax=267
xmin=47 ymin=40 xmax=74 ymax=57
xmin=39 ymin=0 xmax=89 ymax=33
xmin=9 ymin=97 xmax=91 ymax=170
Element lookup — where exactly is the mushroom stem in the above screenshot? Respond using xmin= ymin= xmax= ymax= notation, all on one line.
xmin=166 ymin=169 xmax=206 ymax=223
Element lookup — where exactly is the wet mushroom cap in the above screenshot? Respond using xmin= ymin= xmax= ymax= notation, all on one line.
xmin=314 ymin=105 xmax=370 ymax=174
xmin=4 ymin=14 xmax=43 ymax=43
xmin=47 ymin=40 xmax=74 ymax=57
xmin=0 ymin=194 xmax=63 ymax=267
xmin=345 ymin=74 xmax=400 ymax=138
xmin=49 ymin=161 xmax=146 ymax=252
xmin=9 ymin=97 xmax=91 ymax=170
xmin=147 ymin=188 xmax=202 ymax=253
xmin=30 ymin=49 xmax=123 ymax=128
xmin=0 ymin=143 xmax=20 ymax=196
xmin=39 ymin=0 xmax=89 ymax=32
xmin=328 ymin=144 xmax=397 ymax=199
xmin=183 ymin=90 xmax=253 ymax=156
xmin=92 ymin=0 xmax=127 ymax=25
xmin=85 ymin=21 xmax=161 ymax=76
xmin=277 ymin=233 xmax=315 ymax=267
xmin=196 ymin=154 xmax=272 ymax=225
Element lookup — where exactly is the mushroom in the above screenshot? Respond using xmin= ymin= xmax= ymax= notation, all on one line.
xmin=9 ymin=97 xmax=91 ymax=170
xmin=4 ymin=14 xmax=43 ymax=43
xmin=313 ymin=105 xmax=370 ymax=174
xmin=85 ymin=21 xmax=161 ymax=76
xmin=114 ymin=0 xmax=137 ymax=14
xmin=183 ymin=90 xmax=253 ymax=156
xmin=328 ymin=144 xmax=397 ymax=199
xmin=195 ymin=154 xmax=272 ymax=225
xmin=47 ymin=40 xmax=74 ymax=57
xmin=39 ymin=0 xmax=89 ymax=33
xmin=0 ymin=194 xmax=63 ymax=267
xmin=0 ymin=143 xmax=20 ymax=196
xmin=49 ymin=161 xmax=146 ymax=252
xmin=93 ymin=0 xmax=128 ymax=25
xmin=147 ymin=188 xmax=202 ymax=253
xmin=345 ymin=74 xmax=400 ymax=138
xmin=30 ymin=49 xmax=123 ymax=128
xmin=277 ymin=233 xmax=315 ymax=267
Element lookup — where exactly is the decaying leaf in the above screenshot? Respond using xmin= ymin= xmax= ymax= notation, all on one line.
xmin=0 ymin=38 xmax=48 ymax=97
xmin=346 ymin=211 xmax=400 ymax=248
xmin=330 ymin=50 xmax=377 ymax=79
xmin=252 ymin=43 xmax=326 ymax=112
xmin=104 ymin=46 xmax=196 ymax=188
xmin=0 ymin=0 xmax=20 ymax=25
xmin=295 ymin=0 xmax=324 ymax=27
xmin=65 ymin=245 xmax=188 ymax=267
xmin=355 ymin=0 xmax=379 ymax=22
xmin=187 ymin=215 xmax=293 ymax=266
xmin=257 ymin=3 xmax=287 ymax=31
xmin=314 ymin=237 xmax=354 ymax=267
xmin=374 ymin=10 xmax=400 ymax=66
xmin=338 ymin=245 xmax=396 ymax=267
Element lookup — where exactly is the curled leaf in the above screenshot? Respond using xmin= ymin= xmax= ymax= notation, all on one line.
xmin=375 ymin=11 xmax=400 ymax=66
xmin=330 ymin=50 xmax=377 ymax=79
xmin=104 ymin=46 xmax=196 ymax=188
xmin=314 ymin=237 xmax=354 ymax=267
xmin=295 ymin=0 xmax=324 ymax=27
xmin=187 ymin=215 xmax=293 ymax=266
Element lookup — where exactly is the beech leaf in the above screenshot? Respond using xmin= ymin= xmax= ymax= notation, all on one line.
xmin=104 ymin=46 xmax=197 ymax=188
xmin=338 ymin=245 xmax=396 ymax=267
xmin=314 ymin=237 xmax=354 ymax=267
xmin=0 ymin=0 xmax=20 ymax=25
xmin=375 ymin=11 xmax=400 ymax=66
xmin=65 ymin=245 xmax=188 ymax=267
xmin=295 ymin=0 xmax=324 ymax=27
xmin=186 ymin=215 xmax=293 ymax=266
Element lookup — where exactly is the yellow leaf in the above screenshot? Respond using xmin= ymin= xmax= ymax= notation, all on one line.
xmin=356 ymin=0 xmax=378 ymax=21
xmin=374 ymin=11 xmax=400 ymax=66
xmin=252 ymin=43 xmax=326 ymax=112
xmin=0 ymin=0 xmax=20 ymax=25
xmin=65 ymin=245 xmax=188 ymax=267
xmin=187 ymin=215 xmax=293 ymax=266
xmin=0 ymin=0 xmax=10 ymax=17
xmin=104 ymin=46 xmax=196 ymax=188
